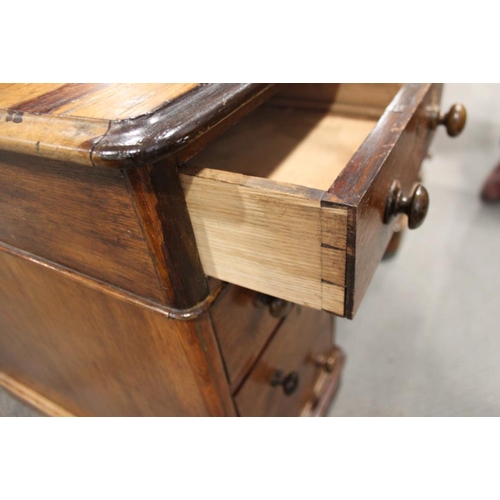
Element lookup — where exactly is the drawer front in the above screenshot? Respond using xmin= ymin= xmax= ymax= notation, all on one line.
xmin=182 ymin=84 xmax=461 ymax=318
xmin=326 ymin=83 xmax=443 ymax=317
xmin=211 ymin=285 xmax=289 ymax=391
xmin=234 ymin=305 xmax=334 ymax=417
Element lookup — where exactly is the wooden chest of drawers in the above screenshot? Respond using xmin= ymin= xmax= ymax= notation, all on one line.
xmin=0 ymin=83 xmax=465 ymax=416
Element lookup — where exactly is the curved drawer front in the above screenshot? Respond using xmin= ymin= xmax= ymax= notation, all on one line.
xmin=181 ymin=84 xmax=446 ymax=318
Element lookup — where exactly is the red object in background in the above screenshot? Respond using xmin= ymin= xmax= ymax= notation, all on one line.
xmin=481 ymin=161 xmax=500 ymax=202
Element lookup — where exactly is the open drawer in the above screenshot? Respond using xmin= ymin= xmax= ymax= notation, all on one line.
xmin=180 ymin=83 xmax=464 ymax=318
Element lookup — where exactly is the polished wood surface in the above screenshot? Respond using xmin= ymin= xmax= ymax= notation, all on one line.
xmin=437 ymin=103 xmax=467 ymax=137
xmin=234 ymin=306 xmax=334 ymax=417
xmin=384 ymin=182 xmax=429 ymax=230
xmin=328 ymin=83 xmax=443 ymax=317
xmin=0 ymin=152 xmax=165 ymax=303
xmin=211 ymin=285 xmax=285 ymax=391
xmin=181 ymin=84 xmax=439 ymax=318
xmin=0 ymin=249 xmax=235 ymax=416
xmin=0 ymin=84 xmax=279 ymax=167
xmin=0 ymin=83 xmax=455 ymax=416
xmin=0 ymin=84 xmax=198 ymax=119
xmin=180 ymin=166 xmax=347 ymax=315
xmin=94 ymin=84 xmax=281 ymax=168
xmin=126 ymin=161 xmax=209 ymax=310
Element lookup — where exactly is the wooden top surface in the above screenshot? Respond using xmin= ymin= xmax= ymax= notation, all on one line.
xmin=0 ymin=84 xmax=199 ymax=120
xmin=0 ymin=83 xmax=277 ymax=167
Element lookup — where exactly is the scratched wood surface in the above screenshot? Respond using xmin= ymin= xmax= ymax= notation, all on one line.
xmin=0 ymin=84 xmax=199 ymax=120
xmin=0 ymin=84 xmax=199 ymax=166
xmin=0 ymin=83 xmax=278 ymax=167
xmin=326 ymin=84 xmax=443 ymax=317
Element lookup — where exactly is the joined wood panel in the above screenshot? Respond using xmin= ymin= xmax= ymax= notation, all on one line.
xmin=0 ymin=152 xmax=165 ymax=303
xmin=327 ymin=83 xmax=443 ymax=317
xmin=0 ymin=249 xmax=235 ymax=416
xmin=188 ymin=106 xmax=376 ymax=191
xmin=321 ymin=246 xmax=346 ymax=285
xmin=180 ymin=167 xmax=348 ymax=315
xmin=181 ymin=168 xmax=324 ymax=309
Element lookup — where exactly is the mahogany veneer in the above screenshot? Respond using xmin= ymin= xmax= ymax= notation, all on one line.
xmin=0 ymin=83 xmax=460 ymax=416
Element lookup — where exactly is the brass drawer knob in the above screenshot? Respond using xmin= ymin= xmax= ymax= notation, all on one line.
xmin=271 ymin=370 xmax=300 ymax=396
xmin=314 ymin=352 xmax=339 ymax=373
xmin=432 ymin=103 xmax=467 ymax=137
xmin=384 ymin=181 xmax=429 ymax=230
xmin=254 ymin=292 xmax=292 ymax=318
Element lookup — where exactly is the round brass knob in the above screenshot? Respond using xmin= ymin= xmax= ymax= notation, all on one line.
xmin=438 ymin=103 xmax=467 ymax=137
xmin=314 ymin=352 xmax=339 ymax=373
xmin=384 ymin=181 xmax=430 ymax=230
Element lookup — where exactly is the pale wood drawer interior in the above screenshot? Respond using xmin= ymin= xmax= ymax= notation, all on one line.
xmin=180 ymin=84 xmax=404 ymax=317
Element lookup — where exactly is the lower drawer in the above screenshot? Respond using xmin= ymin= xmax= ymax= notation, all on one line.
xmin=211 ymin=285 xmax=290 ymax=391
xmin=234 ymin=305 xmax=339 ymax=417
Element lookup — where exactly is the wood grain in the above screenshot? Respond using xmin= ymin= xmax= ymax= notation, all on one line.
xmin=0 ymin=83 xmax=198 ymax=120
xmin=210 ymin=285 xmax=285 ymax=391
xmin=234 ymin=305 xmax=334 ymax=417
xmin=180 ymin=166 xmax=348 ymax=314
xmin=188 ymin=105 xmax=376 ymax=191
xmin=0 ymin=249 xmax=235 ymax=416
xmin=326 ymin=83 xmax=443 ymax=317
xmin=0 ymin=84 xmax=279 ymax=168
xmin=126 ymin=161 xmax=209 ymax=309
xmin=0 ymin=109 xmax=108 ymax=166
xmin=321 ymin=204 xmax=348 ymax=249
xmin=321 ymin=282 xmax=346 ymax=316
xmin=269 ymin=83 xmax=403 ymax=119
xmin=92 ymin=84 xmax=279 ymax=168
xmin=321 ymin=246 xmax=346 ymax=285
xmin=0 ymin=152 xmax=165 ymax=303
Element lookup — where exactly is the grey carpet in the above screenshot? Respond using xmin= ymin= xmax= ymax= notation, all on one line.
xmin=328 ymin=84 xmax=500 ymax=416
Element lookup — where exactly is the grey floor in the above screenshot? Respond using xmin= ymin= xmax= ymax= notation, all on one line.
xmin=2 ymin=84 xmax=499 ymax=417
xmin=328 ymin=84 xmax=500 ymax=416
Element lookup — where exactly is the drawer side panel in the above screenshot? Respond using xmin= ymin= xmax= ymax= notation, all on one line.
xmin=181 ymin=168 xmax=348 ymax=313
